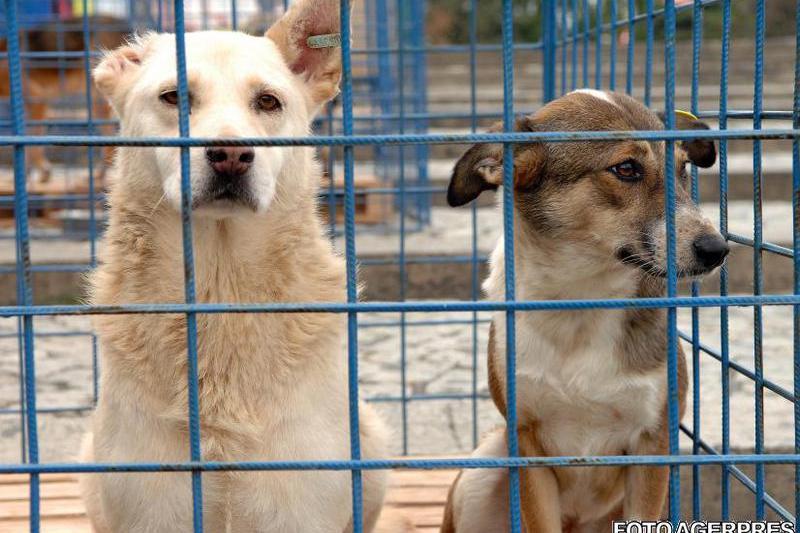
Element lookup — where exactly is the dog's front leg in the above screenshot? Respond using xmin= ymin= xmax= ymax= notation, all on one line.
xmin=518 ymin=426 xmax=562 ymax=533
xmin=623 ymin=432 xmax=669 ymax=520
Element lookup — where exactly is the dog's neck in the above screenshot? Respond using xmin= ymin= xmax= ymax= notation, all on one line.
xmin=485 ymin=214 xmax=667 ymax=368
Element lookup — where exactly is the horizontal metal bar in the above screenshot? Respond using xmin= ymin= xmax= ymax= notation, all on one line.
xmin=0 ymin=129 xmax=797 ymax=148
xmin=360 ymin=317 xmax=492 ymax=328
xmin=1 ymin=111 xmax=793 ymax=130
xmin=359 ymin=255 xmax=488 ymax=266
xmin=727 ymin=233 xmax=794 ymax=259
xmin=0 ymin=405 xmax=93 ymax=415
xmin=0 ymin=264 xmax=92 ymax=274
xmin=367 ymin=392 xmax=491 ymax=403
xmin=4 ymin=294 xmax=800 ymax=317
xmin=678 ymin=331 xmax=795 ymax=402
xmin=1 ymin=454 xmax=799 ymax=475
xmin=680 ymin=424 xmax=795 ymax=521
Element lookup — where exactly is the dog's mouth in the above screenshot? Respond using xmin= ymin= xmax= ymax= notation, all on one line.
xmin=615 ymin=247 xmax=720 ymax=279
xmin=193 ymin=176 xmax=258 ymax=212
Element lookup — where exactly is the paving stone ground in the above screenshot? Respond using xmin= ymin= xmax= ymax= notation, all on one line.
xmin=0 ymin=303 xmax=795 ymax=463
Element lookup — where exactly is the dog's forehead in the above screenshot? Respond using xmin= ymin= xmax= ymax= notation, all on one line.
xmin=531 ymin=90 xmax=662 ymax=133
xmin=145 ymin=31 xmax=289 ymax=79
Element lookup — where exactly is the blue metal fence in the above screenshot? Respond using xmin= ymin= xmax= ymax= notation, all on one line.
xmin=1 ymin=0 xmax=799 ymax=531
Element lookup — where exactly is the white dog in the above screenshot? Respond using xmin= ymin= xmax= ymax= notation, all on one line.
xmin=79 ymin=1 xmax=391 ymax=531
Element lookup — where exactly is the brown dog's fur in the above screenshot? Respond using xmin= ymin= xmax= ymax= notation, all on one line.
xmin=0 ymin=16 xmax=127 ymax=182
xmin=441 ymin=90 xmax=726 ymax=532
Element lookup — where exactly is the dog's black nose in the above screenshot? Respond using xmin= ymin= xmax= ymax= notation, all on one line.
xmin=693 ymin=233 xmax=729 ymax=270
xmin=205 ymin=146 xmax=255 ymax=177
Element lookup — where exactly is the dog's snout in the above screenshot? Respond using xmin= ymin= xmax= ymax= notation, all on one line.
xmin=205 ymin=146 xmax=255 ymax=176
xmin=693 ymin=233 xmax=729 ymax=270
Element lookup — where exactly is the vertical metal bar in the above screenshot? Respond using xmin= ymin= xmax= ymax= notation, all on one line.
xmin=594 ymin=0 xmax=603 ymax=89
xmin=4 ymin=0 xmax=40 ymax=530
xmin=663 ymin=0 xmax=681 ymax=523
xmin=644 ymin=0 xmax=654 ymax=106
xmin=173 ymin=2 xmax=204 ymax=531
xmin=582 ymin=0 xmax=590 ymax=87
xmin=341 ymin=2 xmax=364 ymax=530
xmin=561 ymin=0 xmax=568 ymax=95
xmin=571 ymin=0 xmax=578 ymax=91
xmin=543 ymin=0 xmax=557 ymax=103
xmin=793 ymin=0 xmax=800 ymax=523
xmin=80 ymin=0 xmax=101 ymax=409
xmin=231 ymin=0 xmax=238 ymax=30
xmin=690 ymin=0 xmax=703 ymax=520
xmin=501 ymin=0 xmax=521 ymax=531
xmin=468 ymin=0 xmax=480 ymax=450
xmin=608 ymin=0 xmax=617 ymax=91
xmin=752 ymin=0 xmax=766 ymax=519
xmin=718 ymin=0 xmax=732 ymax=518
xmin=625 ymin=0 xmax=634 ymax=95
xmin=396 ymin=0 xmax=409 ymax=456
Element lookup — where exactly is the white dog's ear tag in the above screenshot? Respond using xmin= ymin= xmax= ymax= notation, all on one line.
xmin=307 ymin=33 xmax=341 ymax=49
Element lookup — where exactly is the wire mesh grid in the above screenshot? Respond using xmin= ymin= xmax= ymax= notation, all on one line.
xmin=0 ymin=0 xmax=798 ymax=531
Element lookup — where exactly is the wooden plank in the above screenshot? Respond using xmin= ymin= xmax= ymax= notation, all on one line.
xmin=0 ymin=481 xmax=81 ymax=502
xmin=0 ymin=516 xmax=91 ymax=533
xmin=0 ymin=467 xmax=458 ymax=532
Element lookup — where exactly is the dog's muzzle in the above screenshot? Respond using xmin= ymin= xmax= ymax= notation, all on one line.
xmin=194 ymin=146 xmax=258 ymax=210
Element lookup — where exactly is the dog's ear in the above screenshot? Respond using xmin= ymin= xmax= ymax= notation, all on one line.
xmin=657 ymin=111 xmax=717 ymax=168
xmin=93 ymin=34 xmax=152 ymax=112
xmin=447 ymin=118 xmax=545 ymax=207
xmin=266 ymin=0 xmax=350 ymax=110
xmin=447 ymin=142 xmax=503 ymax=207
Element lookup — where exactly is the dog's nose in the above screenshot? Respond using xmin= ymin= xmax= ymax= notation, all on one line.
xmin=205 ymin=146 xmax=255 ymax=176
xmin=693 ymin=233 xmax=729 ymax=270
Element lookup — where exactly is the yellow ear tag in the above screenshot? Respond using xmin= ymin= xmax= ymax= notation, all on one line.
xmin=675 ymin=109 xmax=699 ymax=121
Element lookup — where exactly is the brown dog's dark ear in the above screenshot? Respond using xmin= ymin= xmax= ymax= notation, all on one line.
xmin=657 ymin=111 xmax=717 ymax=168
xmin=448 ymin=116 xmax=545 ymax=207
xmin=447 ymin=143 xmax=503 ymax=207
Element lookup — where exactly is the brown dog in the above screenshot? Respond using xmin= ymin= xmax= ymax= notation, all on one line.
xmin=0 ymin=15 xmax=127 ymax=182
xmin=441 ymin=90 xmax=727 ymax=532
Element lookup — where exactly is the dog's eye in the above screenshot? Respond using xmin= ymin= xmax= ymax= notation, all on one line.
xmin=608 ymin=160 xmax=643 ymax=182
xmin=159 ymin=90 xmax=179 ymax=106
xmin=256 ymin=93 xmax=281 ymax=112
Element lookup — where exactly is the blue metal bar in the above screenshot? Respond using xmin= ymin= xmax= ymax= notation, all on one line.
xmin=663 ymin=0 xmax=680 ymax=522
xmin=718 ymin=0 xmax=732 ymax=517
xmin=594 ymin=0 xmax=603 ymax=89
xmin=4 ymin=0 xmax=40 ymax=529
xmin=753 ymin=0 xmax=766 ymax=518
xmin=678 ymin=331 xmax=796 ymax=404
xmin=582 ymin=0 xmax=589 ymax=87
xmin=571 ymin=0 xmax=578 ymax=91
xmin=794 ymin=0 xmax=800 ymax=523
xmin=4 ymin=107 xmax=792 ymax=129
xmin=626 ymin=0 xmax=634 ymax=95
xmin=1 ymin=454 xmax=800 ymax=476
xmin=726 ymin=234 xmax=794 ymax=259
xmin=396 ymin=0 xmax=409 ymax=456
xmin=690 ymin=0 xmax=703 ymax=519
xmin=543 ymin=0 xmax=557 ymax=102
xmin=560 ymin=0 xmax=568 ymax=95
xmin=680 ymin=425 xmax=796 ymax=522
xmin=10 ymin=294 xmax=800 ymax=317
xmin=340 ymin=2 xmax=364 ymax=530
xmin=468 ymin=0 xmax=480 ymax=450
xmin=644 ymin=0 xmax=655 ymax=106
xmin=501 ymin=0 xmax=521 ymax=529
xmin=608 ymin=0 xmax=617 ymax=90
xmin=173 ymin=2 xmax=204 ymax=530
xmin=3 ymin=128 xmax=798 ymax=147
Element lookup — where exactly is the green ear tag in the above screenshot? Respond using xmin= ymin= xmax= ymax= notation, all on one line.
xmin=307 ymin=33 xmax=342 ymax=49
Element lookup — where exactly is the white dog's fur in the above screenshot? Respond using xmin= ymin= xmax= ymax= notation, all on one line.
xmin=79 ymin=2 xmax=392 ymax=532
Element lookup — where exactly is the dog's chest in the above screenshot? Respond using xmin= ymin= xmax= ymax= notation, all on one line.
xmin=511 ymin=311 xmax=665 ymax=454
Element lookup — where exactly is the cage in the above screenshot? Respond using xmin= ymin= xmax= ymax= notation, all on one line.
xmin=0 ymin=0 xmax=798 ymax=531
